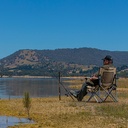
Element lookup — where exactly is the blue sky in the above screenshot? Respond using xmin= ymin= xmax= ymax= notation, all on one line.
xmin=0 ymin=0 xmax=128 ymax=59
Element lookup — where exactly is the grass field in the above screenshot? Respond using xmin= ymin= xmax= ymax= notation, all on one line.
xmin=0 ymin=78 xmax=128 ymax=128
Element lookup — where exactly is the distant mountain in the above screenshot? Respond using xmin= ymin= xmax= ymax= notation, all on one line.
xmin=0 ymin=47 xmax=128 ymax=76
xmin=35 ymin=48 xmax=128 ymax=67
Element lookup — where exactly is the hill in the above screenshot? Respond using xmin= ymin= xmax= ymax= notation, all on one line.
xmin=0 ymin=47 xmax=128 ymax=77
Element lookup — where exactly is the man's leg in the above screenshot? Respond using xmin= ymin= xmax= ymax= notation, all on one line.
xmin=70 ymin=83 xmax=87 ymax=101
xmin=71 ymin=79 xmax=99 ymax=101
xmin=77 ymin=83 xmax=87 ymax=101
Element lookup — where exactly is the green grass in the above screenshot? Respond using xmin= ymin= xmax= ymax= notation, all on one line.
xmin=97 ymin=103 xmax=128 ymax=119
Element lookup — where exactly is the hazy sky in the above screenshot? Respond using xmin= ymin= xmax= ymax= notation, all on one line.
xmin=0 ymin=0 xmax=128 ymax=59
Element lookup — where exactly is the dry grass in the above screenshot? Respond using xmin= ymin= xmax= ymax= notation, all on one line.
xmin=0 ymin=78 xmax=128 ymax=128
xmin=118 ymin=78 xmax=128 ymax=88
xmin=65 ymin=78 xmax=85 ymax=89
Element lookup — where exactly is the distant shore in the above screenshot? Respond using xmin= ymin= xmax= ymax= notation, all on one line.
xmin=1 ymin=75 xmax=85 ymax=79
xmin=1 ymin=75 xmax=52 ymax=78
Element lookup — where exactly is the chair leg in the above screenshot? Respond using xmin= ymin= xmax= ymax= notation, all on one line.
xmin=100 ymin=86 xmax=118 ymax=102
xmin=87 ymin=93 xmax=94 ymax=102
xmin=103 ymin=88 xmax=118 ymax=102
xmin=87 ymin=92 xmax=103 ymax=103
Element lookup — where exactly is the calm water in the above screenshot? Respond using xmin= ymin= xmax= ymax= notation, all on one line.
xmin=0 ymin=116 xmax=34 ymax=128
xmin=0 ymin=77 xmax=69 ymax=99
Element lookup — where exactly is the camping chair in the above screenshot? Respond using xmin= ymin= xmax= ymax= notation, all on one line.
xmin=86 ymin=67 xmax=117 ymax=103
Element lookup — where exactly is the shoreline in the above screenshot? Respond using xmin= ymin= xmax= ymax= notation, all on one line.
xmin=1 ymin=75 xmax=85 ymax=79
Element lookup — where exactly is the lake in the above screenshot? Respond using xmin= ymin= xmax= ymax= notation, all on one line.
xmin=0 ymin=77 xmax=70 ymax=99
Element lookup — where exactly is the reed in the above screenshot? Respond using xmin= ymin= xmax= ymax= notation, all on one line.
xmin=23 ymin=92 xmax=31 ymax=119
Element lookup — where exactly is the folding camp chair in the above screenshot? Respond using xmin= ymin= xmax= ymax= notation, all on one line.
xmin=86 ymin=67 xmax=117 ymax=103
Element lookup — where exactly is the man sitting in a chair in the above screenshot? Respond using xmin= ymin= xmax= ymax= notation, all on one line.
xmin=70 ymin=55 xmax=115 ymax=101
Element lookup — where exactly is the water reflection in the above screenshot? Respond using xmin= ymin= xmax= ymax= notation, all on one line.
xmin=0 ymin=116 xmax=34 ymax=128
xmin=0 ymin=77 xmax=69 ymax=99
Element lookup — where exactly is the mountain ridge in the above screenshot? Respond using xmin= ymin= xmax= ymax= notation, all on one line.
xmin=0 ymin=47 xmax=128 ymax=76
xmin=1 ymin=47 xmax=128 ymax=67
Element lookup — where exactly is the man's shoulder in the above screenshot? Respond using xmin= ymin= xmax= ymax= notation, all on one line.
xmin=101 ymin=64 xmax=116 ymax=69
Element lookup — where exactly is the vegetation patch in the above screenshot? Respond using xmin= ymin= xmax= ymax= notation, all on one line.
xmin=97 ymin=103 xmax=128 ymax=119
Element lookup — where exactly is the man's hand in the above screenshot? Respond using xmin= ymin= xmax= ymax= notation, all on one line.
xmin=90 ymin=76 xmax=98 ymax=80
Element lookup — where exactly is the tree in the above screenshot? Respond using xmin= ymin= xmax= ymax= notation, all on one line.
xmin=23 ymin=92 xmax=31 ymax=119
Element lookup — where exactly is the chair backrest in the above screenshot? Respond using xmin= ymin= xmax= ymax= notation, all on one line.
xmin=99 ymin=67 xmax=116 ymax=88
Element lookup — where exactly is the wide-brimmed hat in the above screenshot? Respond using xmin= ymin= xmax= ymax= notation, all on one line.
xmin=102 ymin=55 xmax=113 ymax=61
